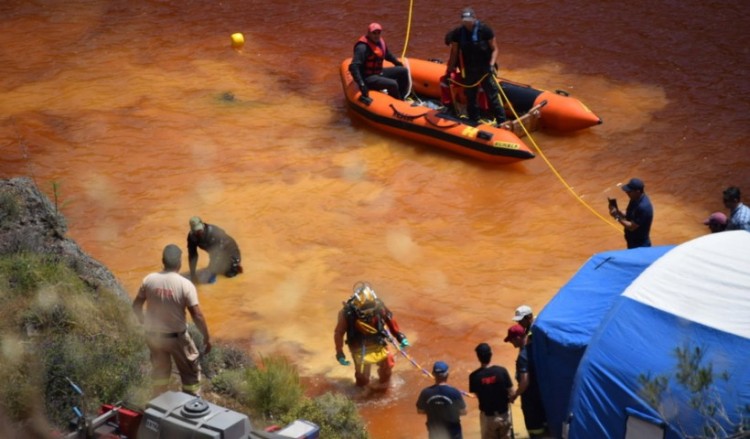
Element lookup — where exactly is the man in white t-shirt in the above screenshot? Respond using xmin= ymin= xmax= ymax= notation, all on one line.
xmin=132 ymin=244 xmax=211 ymax=396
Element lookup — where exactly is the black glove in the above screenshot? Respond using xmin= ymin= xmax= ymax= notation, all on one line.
xmin=359 ymin=82 xmax=369 ymax=98
xmin=393 ymin=60 xmax=403 ymax=67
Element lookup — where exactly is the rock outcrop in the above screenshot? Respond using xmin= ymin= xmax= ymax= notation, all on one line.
xmin=0 ymin=177 xmax=127 ymax=299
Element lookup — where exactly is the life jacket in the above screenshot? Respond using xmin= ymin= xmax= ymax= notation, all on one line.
xmin=456 ymin=21 xmax=492 ymax=71
xmin=356 ymin=36 xmax=388 ymax=76
xmin=343 ymin=300 xmax=390 ymax=346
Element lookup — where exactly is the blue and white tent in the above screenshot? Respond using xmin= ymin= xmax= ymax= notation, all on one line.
xmin=533 ymin=245 xmax=675 ymax=437
xmin=564 ymin=231 xmax=750 ymax=438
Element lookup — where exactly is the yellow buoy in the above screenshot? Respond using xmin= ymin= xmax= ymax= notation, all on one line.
xmin=231 ymin=33 xmax=244 ymax=49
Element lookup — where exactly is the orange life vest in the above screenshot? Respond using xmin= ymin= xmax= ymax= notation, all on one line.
xmin=356 ymin=36 xmax=388 ymax=76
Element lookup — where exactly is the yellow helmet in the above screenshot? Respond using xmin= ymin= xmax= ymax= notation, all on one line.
xmin=350 ymin=281 xmax=378 ymax=311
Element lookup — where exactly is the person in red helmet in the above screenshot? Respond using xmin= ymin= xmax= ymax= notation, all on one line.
xmin=349 ymin=23 xmax=409 ymax=101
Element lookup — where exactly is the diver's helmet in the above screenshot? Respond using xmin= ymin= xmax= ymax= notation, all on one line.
xmin=350 ymin=281 xmax=378 ymax=313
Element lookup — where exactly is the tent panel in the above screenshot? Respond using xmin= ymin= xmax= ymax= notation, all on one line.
xmin=533 ymin=246 xmax=673 ymax=437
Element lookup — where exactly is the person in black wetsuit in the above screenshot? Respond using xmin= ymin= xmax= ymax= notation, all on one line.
xmin=187 ymin=216 xmax=242 ymax=283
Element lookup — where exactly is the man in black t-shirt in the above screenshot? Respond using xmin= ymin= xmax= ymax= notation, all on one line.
xmin=446 ymin=7 xmax=506 ymax=124
xmin=469 ymin=343 xmax=514 ymax=439
xmin=608 ymin=178 xmax=654 ymax=248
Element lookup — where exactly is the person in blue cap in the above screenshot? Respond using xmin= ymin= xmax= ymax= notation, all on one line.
xmin=608 ymin=178 xmax=654 ymax=248
xmin=416 ymin=360 xmax=467 ymax=439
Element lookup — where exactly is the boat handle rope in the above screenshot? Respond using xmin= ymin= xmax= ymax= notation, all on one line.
xmin=389 ymin=104 xmax=429 ymax=121
xmin=424 ymin=115 xmax=460 ymax=129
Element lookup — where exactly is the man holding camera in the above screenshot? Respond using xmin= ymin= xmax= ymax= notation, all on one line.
xmin=609 ymin=178 xmax=654 ymax=249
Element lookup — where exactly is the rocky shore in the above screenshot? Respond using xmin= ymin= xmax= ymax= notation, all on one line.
xmin=0 ymin=177 xmax=127 ymax=300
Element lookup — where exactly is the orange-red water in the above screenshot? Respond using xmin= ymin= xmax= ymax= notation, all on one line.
xmin=2 ymin=1 xmax=749 ymax=437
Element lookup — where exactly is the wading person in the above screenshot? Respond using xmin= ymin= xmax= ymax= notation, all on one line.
xmin=334 ymin=281 xmax=409 ymax=391
xmin=132 ymin=244 xmax=211 ymax=396
xmin=187 ymin=216 xmax=242 ymax=284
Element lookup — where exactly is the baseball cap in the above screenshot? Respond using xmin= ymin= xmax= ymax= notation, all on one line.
xmin=189 ymin=216 xmax=205 ymax=232
xmin=703 ymin=211 xmax=727 ymax=225
xmin=512 ymin=305 xmax=533 ymax=321
xmin=475 ymin=342 xmax=492 ymax=356
xmin=433 ymin=361 xmax=449 ymax=375
xmin=621 ymin=178 xmax=645 ymax=192
xmin=504 ymin=324 xmax=526 ymax=342
xmin=368 ymin=23 xmax=382 ymax=33
xmin=461 ymin=7 xmax=477 ymax=21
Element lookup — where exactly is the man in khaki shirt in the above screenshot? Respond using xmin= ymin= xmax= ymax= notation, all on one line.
xmin=132 ymin=244 xmax=211 ymax=396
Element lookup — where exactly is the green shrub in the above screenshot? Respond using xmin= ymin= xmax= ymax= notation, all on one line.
xmin=210 ymin=369 xmax=248 ymax=398
xmin=242 ymin=355 xmax=303 ymax=420
xmin=0 ymin=253 xmax=81 ymax=300
xmin=189 ymin=327 xmax=254 ymax=380
xmin=0 ymin=253 xmax=368 ymax=437
xmin=0 ymin=190 xmax=21 ymax=227
xmin=0 ymin=254 xmax=149 ymax=428
xmin=0 ymin=346 xmax=44 ymax=422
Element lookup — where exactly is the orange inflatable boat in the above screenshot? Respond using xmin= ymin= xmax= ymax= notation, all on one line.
xmin=407 ymin=57 xmax=602 ymax=133
xmin=340 ymin=58 xmax=535 ymax=164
